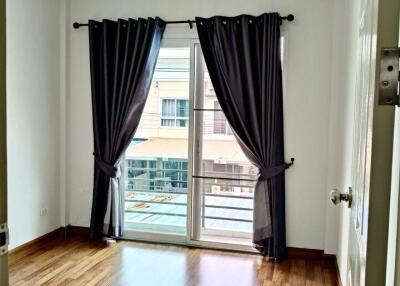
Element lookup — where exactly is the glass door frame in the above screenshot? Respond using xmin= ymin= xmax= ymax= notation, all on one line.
xmin=123 ymin=38 xmax=257 ymax=253
xmin=188 ymin=42 xmax=255 ymax=253
xmin=122 ymin=38 xmax=194 ymax=245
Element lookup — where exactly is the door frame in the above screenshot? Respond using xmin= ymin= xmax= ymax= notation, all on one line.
xmin=122 ymin=38 xmax=258 ymax=253
xmin=189 ymin=41 xmax=255 ymax=246
xmin=0 ymin=0 xmax=7 ymax=284
xmin=385 ymin=2 xmax=400 ymax=284
xmin=365 ymin=0 xmax=399 ymax=284
xmin=349 ymin=0 xmax=400 ymax=284
xmin=123 ymin=38 xmax=195 ymax=244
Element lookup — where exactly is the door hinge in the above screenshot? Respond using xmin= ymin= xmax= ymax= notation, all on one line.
xmin=379 ymin=47 xmax=400 ymax=106
xmin=0 ymin=223 xmax=9 ymax=255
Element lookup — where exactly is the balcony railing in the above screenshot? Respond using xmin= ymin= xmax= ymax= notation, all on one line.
xmin=124 ymin=178 xmax=255 ymax=232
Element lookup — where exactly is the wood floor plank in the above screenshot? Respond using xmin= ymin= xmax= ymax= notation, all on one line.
xmin=289 ymin=259 xmax=307 ymax=285
xmin=272 ymin=259 xmax=290 ymax=284
xmin=10 ymin=240 xmax=86 ymax=284
xmin=9 ymin=237 xmax=339 ymax=286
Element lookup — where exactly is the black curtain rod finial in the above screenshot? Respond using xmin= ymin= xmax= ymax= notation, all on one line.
xmin=73 ymin=22 xmax=89 ymax=29
xmin=286 ymin=14 xmax=294 ymax=22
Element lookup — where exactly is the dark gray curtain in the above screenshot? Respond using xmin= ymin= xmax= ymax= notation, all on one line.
xmin=196 ymin=13 xmax=292 ymax=259
xmin=88 ymin=17 xmax=166 ymax=239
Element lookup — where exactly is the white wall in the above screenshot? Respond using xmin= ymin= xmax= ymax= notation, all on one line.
xmin=325 ymin=0 xmax=354 ymax=254
xmin=7 ymin=0 xmax=61 ymax=249
xmin=66 ymin=0 xmax=336 ymax=250
xmin=326 ymin=0 xmax=360 ymax=283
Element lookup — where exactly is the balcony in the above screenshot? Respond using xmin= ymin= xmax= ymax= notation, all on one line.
xmin=124 ymin=165 xmax=255 ymax=237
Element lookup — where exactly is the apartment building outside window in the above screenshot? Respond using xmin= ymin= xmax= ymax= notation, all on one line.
xmin=161 ymin=98 xmax=189 ymax=127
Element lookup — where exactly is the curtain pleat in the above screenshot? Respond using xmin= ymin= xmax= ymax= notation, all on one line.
xmin=88 ymin=17 xmax=166 ymax=239
xmin=196 ymin=13 xmax=290 ymax=260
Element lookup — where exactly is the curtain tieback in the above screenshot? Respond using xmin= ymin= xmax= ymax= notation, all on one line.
xmin=259 ymin=158 xmax=295 ymax=180
xmin=94 ymin=154 xmax=121 ymax=178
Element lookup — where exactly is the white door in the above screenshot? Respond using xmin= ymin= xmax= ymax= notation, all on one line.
xmin=0 ymin=0 xmax=7 ymax=284
xmin=345 ymin=0 xmax=399 ymax=285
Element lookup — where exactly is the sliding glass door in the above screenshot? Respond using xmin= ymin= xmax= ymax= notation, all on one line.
xmin=123 ymin=40 xmax=256 ymax=249
xmin=191 ymin=46 xmax=256 ymax=245
xmin=124 ymin=41 xmax=191 ymax=237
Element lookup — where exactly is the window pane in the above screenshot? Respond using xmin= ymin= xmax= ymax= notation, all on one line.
xmin=176 ymin=119 xmax=188 ymax=127
xmin=128 ymin=160 xmax=147 ymax=169
xmin=154 ymin=48 xmax=190 ymax=81
xmin=124 ymin=47 xmax=190 ymax=235
xmin=163 ymin=160 xmax=179 ymax=170
xmin=162 ymin=99 xmax=175 ymax=117
xmin=176 ymin=99 xmax=189 ymax=117
xmin=161 ymin=119 xmax=175 ymax=127
xmin=127 ymin=169 xmax=146 ymax=178
xmin=213 ymin=101 xmax=226 ymax=134
xmin=148 ymin=161 xmax=157 ymax=169
xmin=193 ymin=55 xmax=256 ymax=241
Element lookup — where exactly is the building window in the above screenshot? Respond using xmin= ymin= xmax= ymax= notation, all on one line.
xmin=161 ymin=98 xmax=189 ymax=127
xmin=213 ymin=101 xmax=232 ymax=135
xmin=125 ymin=157 xmax=188 ymax=191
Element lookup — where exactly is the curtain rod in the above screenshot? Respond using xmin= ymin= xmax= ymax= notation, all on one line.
xmin=72 ymin=14 xmax=294 ymax=29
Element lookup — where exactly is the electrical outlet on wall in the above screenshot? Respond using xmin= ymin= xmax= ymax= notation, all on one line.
xmin=40 ymin=208 xmax=48 ymax=217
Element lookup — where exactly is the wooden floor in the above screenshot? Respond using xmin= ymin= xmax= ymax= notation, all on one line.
xmin=9 ymin=236 xmax=338 ymax=286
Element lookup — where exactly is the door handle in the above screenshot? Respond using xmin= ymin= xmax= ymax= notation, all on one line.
xmin=330 ymin=187 xmax=352 ymax=208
